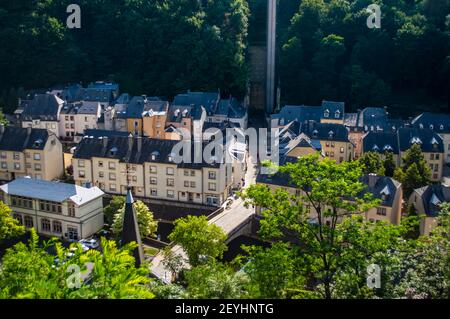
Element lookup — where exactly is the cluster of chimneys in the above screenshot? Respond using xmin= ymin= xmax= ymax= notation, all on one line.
xmin=100 ymin=134 xmax=143 ymax=154
xmin=0 ymin=124 xmax=32 ymax=136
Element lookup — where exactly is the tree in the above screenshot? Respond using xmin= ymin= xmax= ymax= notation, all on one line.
xmin=168 ymin=215 xmax=227 ymax=267
xmin=383 ymin=151 xmax=396 ymax=177
xmin=383 ymin=204 xmax=450 ymax=299
xmin=183 ymin=261 xmax=249 ymax=299
xmin=238 ymin=242 xmax=303 ymax=299
xmin=0 ymin=229 xmax=154 ymax=299
xmin=241 ymin=154 xmax=388 ymax=299
xmin=112 ymin=200 xmax=157 ymax=238
xmin=0 ymin=200 xmax=25 ymax=242
xmin=359 ymin=152 xmax=385 ymax=176
xmin=104 ymin=196 xmax=125 ymax=225
xmin=394 ymin=144 xmax=431 ymax=197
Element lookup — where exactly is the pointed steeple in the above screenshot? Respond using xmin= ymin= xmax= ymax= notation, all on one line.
xmin=121 ymin=188 xmax=144 ymax=267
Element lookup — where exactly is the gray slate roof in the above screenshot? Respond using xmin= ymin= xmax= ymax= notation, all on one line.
xmin=415 ymin=183 xmax=450 ymax=217
xmin=411 ymin=112 xmax=450 ymax=134
xmin=21 ymin=94 xmax=64 ymax=121
xmin=0 ymin=177 xmax=104 ymax=205
xmin=73 ymin=135 xmax=222 ymax=168
xmin=360 ymin=174 xmax=401 ymax=207
xmin=0 ymin=126 xmax=49 ymax=151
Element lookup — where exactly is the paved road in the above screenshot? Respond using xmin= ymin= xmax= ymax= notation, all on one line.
xmin=150 ymin=155 xmax=257 ymax=283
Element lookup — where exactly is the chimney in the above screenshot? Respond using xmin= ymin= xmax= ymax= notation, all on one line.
xmin=103 ymin=136 xmax=108 ymax=148
xmin=0 ymin=124 xmax=5 ymax=135
xmin=137 ymin=136 xmax=142 ymax=153
xmin=128 ymin=134 xmax=134 ymax=153
xmin=368 ymin=173 xmax=378 ymax=188
xmin=27 ymin=126 xmax=32 ymax=136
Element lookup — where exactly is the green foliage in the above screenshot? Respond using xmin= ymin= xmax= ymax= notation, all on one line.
xmin=394 ymin=144 xmax=431 ymax=197
xmin=0 ymin=200 xmax=25 ymax=242
xmin=279 ymin=0 xmax=449 ymax=111
xmin=241 ymin=155 xmax=385 ymax=298
xmin=0 ymin=0 xmax=249 ymax=101
xmin=383 ymin=151 xmax=396 ymax=177
xmin=168 ymin=215 xmax=227 ymax=267
xmin=112 ymin=200 xmax=157 ymax=238
xmin=239 ymin=242 xmax=304 ymax=299
xmin=104 ymin=196 xmax=125 ymax=225
xmin=359 ymin=152 xmax=385 ymax=176
xmin=0 ymin=229 xmax=153 ymax=299
xmin=183 ymin=261 xmax=249 ymax=299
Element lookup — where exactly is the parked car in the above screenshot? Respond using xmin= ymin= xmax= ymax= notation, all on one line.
xmin=78 ymin=238 xmax=100 ymax=250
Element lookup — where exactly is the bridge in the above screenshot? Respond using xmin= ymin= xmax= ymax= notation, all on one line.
xmin=150 ymin=156 xmax=257 ymax=284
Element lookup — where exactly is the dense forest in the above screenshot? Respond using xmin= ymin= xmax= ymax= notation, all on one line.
xmin=0 ymin=0 xmax=249 ymax=113
xmin=0 ymin=1 xmax=449 ymax=116
xmin=274 ymin=0 xmax=450 ymax=114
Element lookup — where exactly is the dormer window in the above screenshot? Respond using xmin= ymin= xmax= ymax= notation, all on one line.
xmin=440 ymin=124 xmax=444 ymax=130
xmin=151 ymin=151 xmax=159 ymax=161
xmin=419 ymin=124 xmax=424 ymax=129
xmin=324 ymin=109 xmax=329 ymax=118
xmin=372 ymin=144 xmax=379 ymax=151
xmin=429 ymin=124 xmax=434 ymax=130
xmin=328 ymin=131 xmax=334 ymax=139
xmin=109 ymin=147 xmax=118 ymax=156
xmin=312 ymin=129 xmax=318 ymax=137
xmin=430 ymin=193 xmax=441 ymax=207
xmin=380 ymin=185 xmax=391 ymax=201
xmin=168 ymin=152 xmax=176 ymax=162
xmin=335 ymin=110 xmax=340 ymax=119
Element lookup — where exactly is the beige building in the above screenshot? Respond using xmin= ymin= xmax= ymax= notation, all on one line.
xmin=408 ymin=182 xmax=449 ymax=236
xmin=72 ymin=136 xmax=239 ymax=207
xmin=411 ymin=112 xmax=450 ymax=165
xmin=0 ymin=125 xmax=64 ymax=182
xmin=20 ymin=93 xmax=65 ymax=137
xmin=256 ymin=171 xmax=403 ymax=225
xmin=278 ymin=121 xmax=354 ymax=163
xmin=363 ymin=128 xmax=445 ymax=181
xmin=0 ymin=177 xmax=104 ymax=241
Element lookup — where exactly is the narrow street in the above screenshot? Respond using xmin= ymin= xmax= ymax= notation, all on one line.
xmin=150 ymin=154 xmax=258 ymax=283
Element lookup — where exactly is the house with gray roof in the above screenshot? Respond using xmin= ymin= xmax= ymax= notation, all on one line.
xmin=363 ymin=128 xmax=445 ymax=181
xmin=0 ymin=125 xmax=64 ymax=182
xmin=20 ymin=93 xmax=65 ymax=137
xmin=0 ymin=177 xmax=104 ymax=241
xmin=71 ymin=135 xmax=238 ymax=206
xmin=408 ymin=181 xmax=450 ymax=235
xmin=411 ymin=112 xmax=450 ymax=164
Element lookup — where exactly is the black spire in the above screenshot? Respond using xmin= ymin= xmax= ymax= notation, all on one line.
xmin=121 ymin=188 xmax=144 ymax=267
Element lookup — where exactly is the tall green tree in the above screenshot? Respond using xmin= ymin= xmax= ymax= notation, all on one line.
xmin=0 ymin=201 xmax=25 ymax=242
xmin=359 ymin=152 xmax=385 ymax=176
xmin=112 ymin=200 xmax=157 ymax=239
xmin=242 ymin=154 xmax=383 ymax=298
xmin=394 ymin=144 xmax=431 ymax=197
xmin=383 ymin=151 xmax=397 ymax=177
xmin=168 ymin=215 xmax=227 ymax=267
xmin=104 ymin=196 xmax=125 ymax=225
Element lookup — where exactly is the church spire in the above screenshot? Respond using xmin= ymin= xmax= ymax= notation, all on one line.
xmin=121 ymin=188 xmax=144 ymax=267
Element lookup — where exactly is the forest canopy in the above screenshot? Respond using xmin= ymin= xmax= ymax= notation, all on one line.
xmin=273 ymin=0 xmax=450 ymax=114
xmin=0 ymin=0 xmax=249 ymax=113
xmin=0 ymin=0 xmax=448 ymax=115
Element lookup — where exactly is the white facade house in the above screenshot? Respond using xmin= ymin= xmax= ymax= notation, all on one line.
xmin=0 ymin=177 xmax=104 ymax=241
